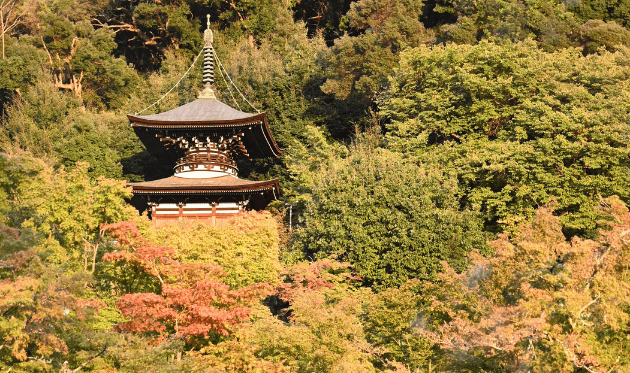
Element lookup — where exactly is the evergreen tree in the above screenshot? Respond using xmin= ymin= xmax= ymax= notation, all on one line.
xmin=295 ymin=132 xmax=488 ymax=288
xmin=382 ymin=40 xmax=630 ymax=236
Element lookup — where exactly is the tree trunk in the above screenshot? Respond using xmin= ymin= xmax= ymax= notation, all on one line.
xmin=91 ymin=241 xmax=98 ymax=274
xmin=84 ymin=243 xmax=89 ymax=272
xmin=1 ymin=7 xmax=6 ymax=60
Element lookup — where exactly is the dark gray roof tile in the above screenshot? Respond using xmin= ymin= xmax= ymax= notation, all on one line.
xmin=132 ymin=98 xmax=257 ymax=123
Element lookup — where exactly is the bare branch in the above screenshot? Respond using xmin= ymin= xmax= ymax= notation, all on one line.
xmin=577 ymin=296 xmax=599 ymax=319
xmin=40 ymin=34 xmax=53 ymax=64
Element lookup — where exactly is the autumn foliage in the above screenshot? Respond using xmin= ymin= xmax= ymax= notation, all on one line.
xmin=6 ymin=0 xmax=630 ymax=369
xmin=145 ymin=211 xmax=283 ymax=289
xmin=0 ymin=248 xmax=104 ymax=365
xmin=416 ymin=197 xmax=630 ymax=372
xmin=102 ymin=221 xmax=271 ymax=343
xmin=3 ymin=157 xmax=630 ymax=371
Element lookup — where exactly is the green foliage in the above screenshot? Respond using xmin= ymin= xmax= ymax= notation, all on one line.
xmin=293 ymin=0 xmax=355 ymax=40
xmin=0 ymin=154 xmax=32 ymax=221
xmin=132 ymin=1 xmax=201 ymax=51
xmin=242 ymin=260 xmax=443 ymax=372
xmin=0 ymin=248 xmax=107 ymax=371
xmin=0 ymin=40 xmax=43 ymax=93
xmin=3 ymin=1 xmax=630 ymax=371
xmin=361 ymin=282 xmax=438 ymax=370
xmin=283 ymin=124 xmax=349 ymax=202
xmin=578 ymin=19 xmax=630 ymax=54
xmin=567 ymin=0 xmax=630 ymax=27
xmin=317 ymin=0 xmax=436 ymax=137
xmin=32 ymin=0 xmax=137 ymax=109
xmin=425 ymin=0 xmax=630 ymax=55
xmin=252 ymin=288 xmax=380 ymax=372
xmin=89 ymin=0 xmax=202 ymax=72
xmin=1 ymin=154 xmax=136 ymax=267
xmin=207 ymin=0 xmax=298 ymax=44
xmin=146 ymin=212 xmax=283 ymax=289
xmin=249 ymin=260 xmax=409 ymax=373
xmin=209 ymin=22 xmax=336 ymax=182
xmin=0 ymin=70 xmax=81 ymax=162
xmin=55 ymin=113 xmax=126 ymax=179
xmin=295 ymin=133 xmax=488 ymax=288
xmin=0 ymin=71 xmax=152 ymax=180
xmin=432 ymin=0 xmax=580 ymax=51
xmin=214 ymin=25 xmax=326 ymax=149
xmin=383 ymin=40 xmax=630 ymax=236
xmin=322 ymin=0 xmax=432 ymax=100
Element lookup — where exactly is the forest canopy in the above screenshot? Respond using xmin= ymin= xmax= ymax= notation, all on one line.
xmin=1 ymin=0 xmax=630 ymax=371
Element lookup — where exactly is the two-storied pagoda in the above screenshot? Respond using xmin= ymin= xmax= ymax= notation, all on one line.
xmin=127 ymin=17 xmax=282 ymax=227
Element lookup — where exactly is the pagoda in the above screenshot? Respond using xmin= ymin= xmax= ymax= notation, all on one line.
xmin=127 ymin=17 xmax=282 ymax=227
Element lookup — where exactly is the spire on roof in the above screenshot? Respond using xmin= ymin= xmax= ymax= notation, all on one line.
xmin=198 ymin=14 xmax=216 ymax=100
xmin=204 ymin=14 xmax=213 ymax=45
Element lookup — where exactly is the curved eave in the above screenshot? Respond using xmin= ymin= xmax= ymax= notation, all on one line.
xmin=129 ymin=178 xmax=281 ymax=210
xmin=127 ymin=112 xmax=282 ymax=159
xmin=127 ymin=112 xmax=265 ymax=126
xmin=129 ymin=179 xmax=280 ymax=194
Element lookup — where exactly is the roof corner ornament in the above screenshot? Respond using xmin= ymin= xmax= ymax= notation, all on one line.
xmin=199 ymin=14 xmax=216 ymax=100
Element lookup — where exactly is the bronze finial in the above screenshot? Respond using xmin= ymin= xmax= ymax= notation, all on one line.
xmin=204 ymin=14 xmax=213 ymax=46
xmin=199 ymin=13 xmax=216 ymax=99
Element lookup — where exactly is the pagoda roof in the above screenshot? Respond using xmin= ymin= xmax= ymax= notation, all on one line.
xmin=128 ymin=98 xmax=282 ymax=160
xmin=128 ymin=98 xmax=259 ymax=124
xmin=128 ymin=175 xmax=280 ymax=210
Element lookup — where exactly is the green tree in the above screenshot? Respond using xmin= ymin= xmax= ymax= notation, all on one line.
xmin=250 ymin=260 xmax=416 ymax=373
xmin=93 ymin=0 xmax=298 ymax=73
xmin=283 ymin=123 xmax=349 ymax=202
xmin=0 ymin=69 xmax=81 ymax=163
xmin=292 ymin=0 xmax=355 ymax=40
xmin=0 ymin=70 xmax=151 ymax=180
xmin=295 ymin=132 xmax=488 ymax=288
xmin=208 ymin=19 xmax=339 ymax=186
xmin=1 ymin=0 xmax=139 ymax=109
xmin=361 ymin=282 xmax=438 ymax=371
xmin=322 ymin=0 xmax=432 ymax=100
xmin=304 ymin=0 xmax=435 ymax=138
xmin=3 ymin=154 xmax=136 ymax=268
xmin=578 ymin=19 xmax=630 ymax=54
xmin=0 ymin=39 xmax=41 ymax=114
xmin=567 ymin=0 xmax=630 ymax=28
xmin=145 ymin=212 xmax=283 ymax=289
xmin=93 ymin=0 xmax=202 ymax=72
xmin=213 ymin=24 xmax=327 ymax=149
xmin=382 ymin=40 xmax=630 ymax=236
xmin=0 ymin=247 xmax=108 ymax=371
xmin=430 ymin=0 xmax=579 ymax=51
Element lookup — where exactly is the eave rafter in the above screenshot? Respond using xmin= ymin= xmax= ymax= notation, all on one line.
xmin=154 ymin=131 xmax=249 ymax=159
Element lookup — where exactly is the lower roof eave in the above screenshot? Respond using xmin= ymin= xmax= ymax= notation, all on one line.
xmin=131 ymin=188 xmax=275 ymax=195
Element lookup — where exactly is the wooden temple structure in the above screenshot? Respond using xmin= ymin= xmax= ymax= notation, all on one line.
xmin=127 ymin=17 xmax=282 ymax=227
